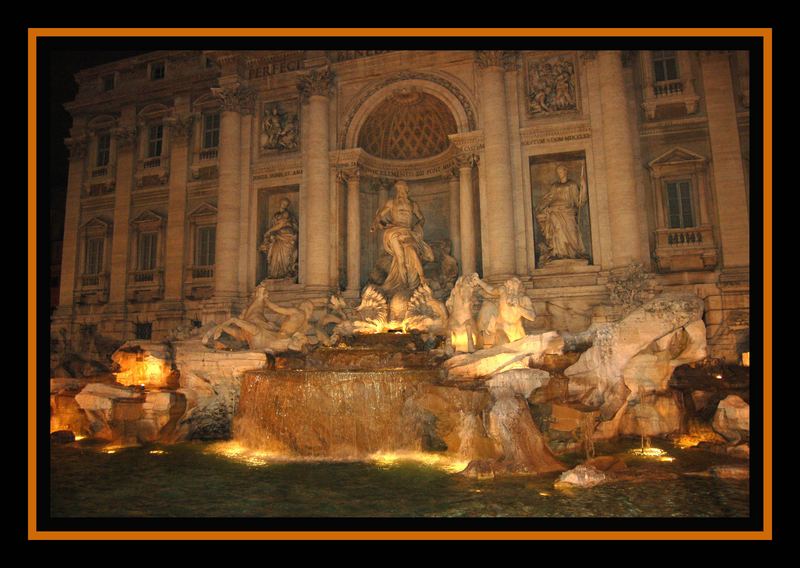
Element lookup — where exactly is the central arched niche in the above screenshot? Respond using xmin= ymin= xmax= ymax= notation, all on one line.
xmin=357 ymin=89 xmax=458 ymax=160
xmin=350 ymin=86 xmax=468 ymax=293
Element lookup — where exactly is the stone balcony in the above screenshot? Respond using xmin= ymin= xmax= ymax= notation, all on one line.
xmin=183 ymin=265 xmax=215 ymax=300
xmin=75 ymin=272 xmax=109 ymax=304
xmin=127 ymin=269 xmax=164 ymax=302
xmin=642 ymin=79 xmax=700 ymax=119
xmin=653 ymin=225 xmax=718 ymax=273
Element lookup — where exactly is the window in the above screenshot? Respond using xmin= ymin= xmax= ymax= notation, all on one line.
xmin=147 ymin=124 xmax=163 ymax=158
xmin=195 ymin=226 xmax=216 ymax=266
xmin=652 ymin=50 xmax=679 ymax=82
xmin=137 ymin=232 xmax=158 ymax=271
xmin=665 ymin=180 xmax=695 ymax=229
xmin=102 ymin=74 xmax=115 ymax=92
xmin=202 ymin=112 xmax=220 ymax=149
xmin=150 ymin=62 xmax=165 ymax=80
xmin=85 ymin=237 xmax=104 ymax=275
xmin=135 ymin=322 xmax=152 ymax=340
xmin=96 ymin=133 xmax=111 ymax=167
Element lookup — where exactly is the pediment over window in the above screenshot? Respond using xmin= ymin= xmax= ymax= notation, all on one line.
xmin=649 ymin=147 xmax=706 ymax=168
xmin=130 ymin=210 xmax=165 ymax=229
xmin=188 ymin=202 xmax=218 ymax=219
xmin=138 ymin=103 xmax=171 ymax=121
xmin=192 ymin=93 xmax=222 ymax=112
xmin=80 ymin=216 xmax=113 ymax=236
xmin=88 ymin=114 xmax=118 ymax=131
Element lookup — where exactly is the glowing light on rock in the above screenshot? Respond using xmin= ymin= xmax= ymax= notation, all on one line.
xmin=715 ymin=374 xmax=723 ymax=380
xmin=74 ymin=435 xmax=86 ymax=441
xmin=741 ymin=352 xmax=750 ymax=367
xmin=114 ymin=352 xmax=172 ymax=388
xmin=149 ymin=449 xmax=167 ymax=455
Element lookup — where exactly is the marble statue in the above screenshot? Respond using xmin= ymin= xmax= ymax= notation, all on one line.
xmin=316 ymin=293 xmax=357 ymax=343
xmin=534 ymin=163 xmax=588 ymax=266
xmin=370 ymin=180 xmax=435 ymax=293
xmin=405 ymin=283 xmax=449 ymax=335
xmin=202 ymin=284 xmax=314 ymax=353
xmin=446 ymin=273 xmax=480 ymax=353
xmin=438 ymin=240 xmax=459 ymax=289
xmin=277 ymin=114 xmax=299 ymax=151
xmin=260 ymin=198 xmax=298 ymax=280
xmin=475 ymin=276 xmax=537 ymax=347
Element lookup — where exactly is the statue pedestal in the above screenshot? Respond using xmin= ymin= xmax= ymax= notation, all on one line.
xmin=531 ymin=260 xmax=600 ymax=289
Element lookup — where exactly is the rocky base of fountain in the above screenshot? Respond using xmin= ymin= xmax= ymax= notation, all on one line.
xmin=49 ymin=293 xmax=751 ymax=477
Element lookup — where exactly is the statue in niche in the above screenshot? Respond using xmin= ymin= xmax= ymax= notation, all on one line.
xmin=534 ymin=163 xmax=588 ymax=267
xmin=446 ymin=273 xmax=480 ymax=353
xmin=474 ymin=275 xmax=537 ymax=347
xmin=436 ymin=239 xmax=460 ymax=295
xmin=201 ymin=284 xmax=314 ymax=353
xmin=260 ymin=197 xmax=298 ymax=280
xmin=369 ymin=180 xmax=435 ymax=293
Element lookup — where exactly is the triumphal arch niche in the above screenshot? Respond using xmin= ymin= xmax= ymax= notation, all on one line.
xmin=336 ymin=76 xmax=483 ymax=302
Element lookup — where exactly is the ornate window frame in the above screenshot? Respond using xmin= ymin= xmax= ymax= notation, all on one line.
xmin=85 ymin=115 xmax=118 ymax=196
xmin=648 ymin=147 xmax=718 ymax=272
xmin=640 ymin=51 xmax=700 ymax=120
xmin=76 ymin=216 xmax=112 ymax=304
xmin=128 ymin=210 xmax=166 ymax=301
xmin=189 ymin=93 xmax=221 ymax=181
xmin=184 ymin=202 xmax=217 ymax=300
xmin=135 ymin=104 xmax=171 ymax=189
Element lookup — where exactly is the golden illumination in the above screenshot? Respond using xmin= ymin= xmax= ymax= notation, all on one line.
xmin=369 ymin=451 xmax=469 ymax=474
xmin=114 ymin=353 xmax=172 ymax=388
xmin=629 ymin=447 xmax=667 ymax=457
xmin=149 ymin=449 xmax=167 ymax=455
xmin=74 ymin=435 xmax=86 ymax=441
xmin=659 ymin=456 xmax=675 ymax=462
xmin=715 ymin=374 xmax=723 ymax=380
xmin=206 ymin=441 xmax=283 ymax=467
xmin=741 ymin=352 xmax=750 ymax=367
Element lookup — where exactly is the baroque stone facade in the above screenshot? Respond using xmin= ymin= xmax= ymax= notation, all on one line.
xmin=52 ymin=49 xmax=751 ymax=362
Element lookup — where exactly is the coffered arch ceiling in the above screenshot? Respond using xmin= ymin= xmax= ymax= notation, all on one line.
xmin=357 ymin=89 xmax=458 ymax=161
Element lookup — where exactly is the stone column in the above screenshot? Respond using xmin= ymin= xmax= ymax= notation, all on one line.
xmin=57 ymin=134 xmax=88 ymax=309
xmin=700 ymin=51 xmax=750 ymax=268
xmin=597 ymin=50 xmax=644 ymax=268
xmin=163 ymin=114 xmax=192 ymax=302
xmin=344 ymin=169 xmax=361 ymax=292
xmin=239 ymin=105 xmax=254 ymax=295
xmin=446 ymin=170 xmax=461 ymax=265
xmin=211 ymin=85 xmax=249 ymax=299
xmin=476 ymin=51 xmax=516 ymax=278
xmin=107 ymin=118 xmax=136 ymax=305
xmin=298 ymin=67 xmax=335 ymax=290
xmin=457 ymin=154 xmax=478 ymax=275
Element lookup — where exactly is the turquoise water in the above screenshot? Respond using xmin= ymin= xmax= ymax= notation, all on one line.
xmin=50 ymin=440 xmax=749 ymax=518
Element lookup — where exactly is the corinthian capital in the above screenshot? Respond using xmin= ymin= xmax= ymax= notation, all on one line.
xmin=112 ymin=127 xmax=137 ymax=150
xmin=297 ymin=67 xmax=335 ymax=102
xmin=455 ymin=153 xmax=479 ymax=169
xmin=65 ymin=136 xmax=88 ymax=160
xmin=166 ymin=114 xmax=194 ymax=140
xmin=475 ymin=50 xmax=515 ymax=71
xmin=211 ymin=85 xmax=256 ymax=113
